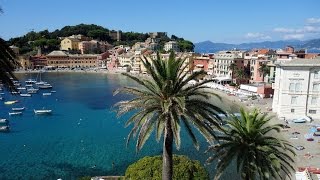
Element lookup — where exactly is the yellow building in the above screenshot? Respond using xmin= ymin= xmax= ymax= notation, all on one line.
xmin=46 ymin=51 xmax=98 ymax=68
xmin=60 ymin=38 xmax=80 ymax=51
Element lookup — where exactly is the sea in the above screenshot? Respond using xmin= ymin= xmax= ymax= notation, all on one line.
xmin=0 ymin=72 xmax=237 ymax=180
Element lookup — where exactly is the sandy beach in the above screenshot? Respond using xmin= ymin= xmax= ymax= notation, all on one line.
xmin=211 ymin=87 xmax=320 ymax=170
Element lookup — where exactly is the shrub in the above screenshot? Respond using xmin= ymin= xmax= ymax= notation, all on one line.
xmin=125 ymin=155 xmax=209 ymax=180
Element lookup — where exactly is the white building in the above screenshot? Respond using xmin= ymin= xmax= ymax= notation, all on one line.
xmin=164 ymin=41 xmax=179 ymax=52
xmin=272 ymin=58 xmax=320 ymax=120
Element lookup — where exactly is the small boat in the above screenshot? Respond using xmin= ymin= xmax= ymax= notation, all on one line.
xmin=34 ymin=109 xmax=52 ymax=114
xmin=0 ymin=126 xmax=10 ymax=132
xmin=11 ymin=91 xmax=20 ymax=94
xmin=313 ymin=132 xmax=320 ymax=136
xmin=13 ymin=83 xmax=21 ymax=86
xmin=17 ymin=87 xmax=26 ymax=90
xmin=293 ymin=118 xmax=306 ymax=123
xmin=50 ymin=90 xmax=56 ymax=93
xmin=0 ymin=97 xmax=3 ymax=100
xmin=9 ymin=112 xmax=22 ymax=116
xmin=27 ymin=87 xmax=39 ymax=94
xmin=35 ymin=81 xmax=47 ymax=85
xmin=20 ymin=93 xmax=32 ymax=97
xmin=4 ymin=100 xmax=18 ymax=105
xmin=12 ymin=107 xmax=25 ymax=111
xmin=43 ymin=93 xmax=52 ymax=96
xmin=25 ymin=84 xmax=33 ymax=87
xmin=25 ymin=79 xmax=36 ymax=84
xmin=0 ymin=119 xmax=8 ymax=124
xmin=0 ymin=92 xmax=4 ymax=95
xmin=307 ymin=138 xmax=314 ymax=141
xmin=38 ymin=84 xmax=52 ymax=89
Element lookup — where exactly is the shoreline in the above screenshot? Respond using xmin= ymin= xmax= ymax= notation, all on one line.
xmin=208 ymin=87 xmax=320 ymax=171
xmin=12 ymin=70 xmax=320 ymax=171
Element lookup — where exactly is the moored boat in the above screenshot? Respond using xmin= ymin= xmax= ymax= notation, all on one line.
xmin=43 ymin=93 xmax=52 ymax=96
xmin=9 ymin=112 xmax=22 ymax=116
xmin=0 ymin=126 xmax=10 ymax=132
xmin=17 ymin=87 xmax=26 ymax=90
xmin=25 ymin=79 xmax=36 ymax=84
xmin=34 ymin=109 xmax=52 ymax=114
xmin=12 ymin=107 xmax=25 ymax=111
xmin=0 ymin=119 xmax=8 ymax=124
xmin=20 ymin=93 xmax=32 ymax=97
xmin=4 ymin=100 xmax=18 ymax=105
xmin=38 ymin=84 xmax=52 ymax=89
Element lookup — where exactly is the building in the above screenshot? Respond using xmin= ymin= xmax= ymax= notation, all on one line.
xmin=164 ymin=41 xmax=179 ymax=52
xmin=272 ymin=58 xmax=320 ymax=120
xmin=109 ymin=30 xmax=122 ymax=41
xmin=213 ymin=50 xmax=249 ymax=84
xmin=192 ymin=55 xmax=210 ymax=73
xmin=46 ymin=51 xmax=98 ymax=68
xmin=60 ymin=38 xmax=80 ymax=51
xmin=148 ymin=32 xmax=167 ymax=39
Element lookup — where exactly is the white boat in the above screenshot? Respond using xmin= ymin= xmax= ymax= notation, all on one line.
xmin=11 ymin=91 xmax=20 ymax=94
xmin=9 ymin=112 xmax=23 ymax=116
xmin=12 ymin=107 xmax=25 ymax=111
xmin=20 ymin=93 xmax=32 ymax=97
xmin=0 ymin=119 xmax=8 ymax=124
xmin=27 ymin=87 xmax=39 ymax=94
xmin=0 ymin=126 xmax=10 ymax=132
xmin=25 ymin=79 xmax=36 ymax=84
xmin=25 ymin=84 xmax=33 ymax=87
xmin=4 ymin=100 xmax=18 ymax=105
xmin=17 ymin=87 xmax=26 ymax=90
xmin=38 ymin=84 xmax=52 ymax=89
xmin=50 ymin=90 xmax=56 ymax=93
xmin=43 ymin=93 xmax=52 ymax=96
xmin=0 ymin=97 xmax=3 ymax=100
xmin=34 ymin=109 xmax=52 ymax=114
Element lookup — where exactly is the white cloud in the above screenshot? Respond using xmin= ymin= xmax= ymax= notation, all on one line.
xmin=306 ymin=18 xmax=320 ymax=24
xmin=245 ymin=32 xmax=271 ymax=40
xmin=283 ymin=34 xmax=304 ymax=40
xmin=274 ymin=26 xmax=320 ymax=34
xmin=273 ymin=28 xmax=295 ymax=33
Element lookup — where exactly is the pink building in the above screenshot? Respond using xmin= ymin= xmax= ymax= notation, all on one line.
xmin=192 ymin=55 xmax=210 ymax=72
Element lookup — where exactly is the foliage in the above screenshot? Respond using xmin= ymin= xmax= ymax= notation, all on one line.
xmin=78 ymin=176 xmax=91 ymax=180
xmin=125 ymin=155 xmax=209 ymax=180
xmin=0 ymin=38 xmax=19 ymax=90
xmin=259 ymin=63 xmax=270 ymax=82
xmin=114 ymin=51 xmax=224 ymax=179
xmin=206 ymin=108 xmax=296 ymax=180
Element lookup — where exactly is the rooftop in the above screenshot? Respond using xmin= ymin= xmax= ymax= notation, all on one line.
xmin=278 ymin=57 xmax=320 ymax=67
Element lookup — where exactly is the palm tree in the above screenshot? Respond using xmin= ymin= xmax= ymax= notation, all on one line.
xmin=206 ymin=108 xmax=296 ymax=180
xmin=114 ymin=52 xmax=225 ymax=180
xmin=0 ymin=8 xmax=19 ymax=89
xmin=228 ymin=62 xmax=237 ymax=80
xmin=0 ymin=37 xmax=19 ymax=90
xmin=258 ymin=63 xmax=270 ymax=82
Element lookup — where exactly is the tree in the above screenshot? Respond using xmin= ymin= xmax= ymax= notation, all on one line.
xmin=114 ymin=51 xmax=225 ymax=180
xmin=228 ymin=63 xmax=237 ymax=80
xmin=125 ymin=155 xmax=209 ymax=180
xmin=0 ymin=9 xmax=19 ymax=90
xmin=258 ymin=63 xmax=270 ymax=82
xmin=206 ymin=108 xmax=296 ymax=180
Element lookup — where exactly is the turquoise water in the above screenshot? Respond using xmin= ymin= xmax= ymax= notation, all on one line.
xmin=0 ymin=73 xmax=235 ymax=179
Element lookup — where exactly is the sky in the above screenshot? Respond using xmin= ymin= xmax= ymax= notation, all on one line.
xmin=1 ymin=0 xmax=320 ymax=44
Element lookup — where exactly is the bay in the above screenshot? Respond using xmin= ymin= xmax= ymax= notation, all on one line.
xmin=0 ymin=72 xmax=237 ymax=179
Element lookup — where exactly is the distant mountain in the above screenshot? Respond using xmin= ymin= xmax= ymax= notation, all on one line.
xmin=194 ymin=39 xmax=320 ymax=53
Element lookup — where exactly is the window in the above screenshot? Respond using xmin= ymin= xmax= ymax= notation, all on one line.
xmin=291 ymin=96 xmax=297 ymax=104
xmin=289 ymin=83 xmax=295 ymax=92
xmin=309 ymin=110 xmax=317 ymax=114
xmin=295 ymin=83 xmax=301 ymax=92
xmin=315 ymin=71 xmax=319 ymax=79
xmin=313 ymin=84 xmax=319 ymax=92
xmin=291 ymin=109 xmax=295 ymax=113
xmin=311 ymin=97 xmax=317 ymax=105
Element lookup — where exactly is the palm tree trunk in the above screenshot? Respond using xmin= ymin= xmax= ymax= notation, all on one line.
xmin=162 ymin=119 xmax=173 ymax=180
